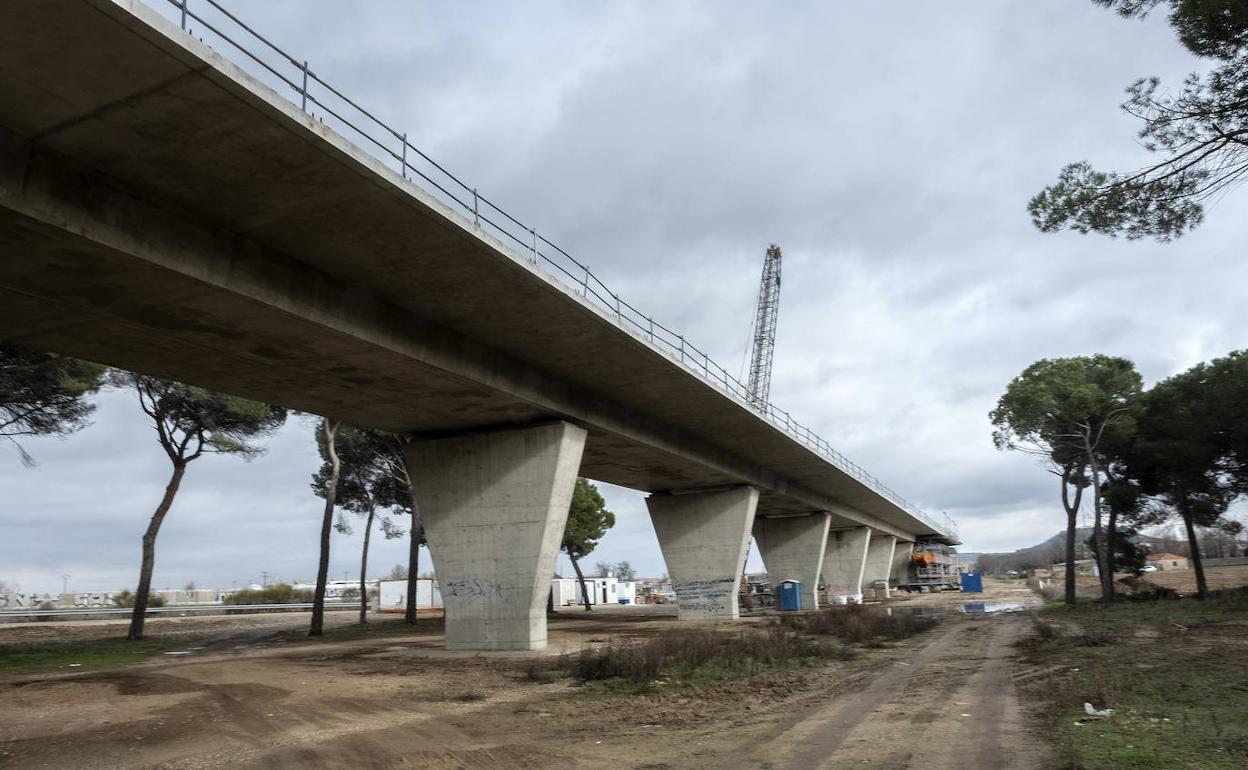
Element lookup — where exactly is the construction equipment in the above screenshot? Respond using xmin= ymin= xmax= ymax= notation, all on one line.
xmin=746 ymin=244 xmax=783 ymax=408
xmin=740 ymin=245 xmax=783 ymax=605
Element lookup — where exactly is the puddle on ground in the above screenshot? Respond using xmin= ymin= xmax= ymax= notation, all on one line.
xmin=961 ymin=602 xmax=1025 ymax=614
xmin=884 ymin=601 xmax=1033 ymax=618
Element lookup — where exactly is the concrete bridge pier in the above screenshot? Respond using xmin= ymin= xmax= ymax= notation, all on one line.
xmin=863 ymin=534 xmax=898 ymax=599
xmin=753 ymin=512 xmax=831 ymax=610
xmin=821 ymin=527 xmax=871 ymax=604
xmin=404 ymin=421 xmax=587 ymax=651
xmin=646 ymin=486 xmax=759 ymax=621
xmin=891 ymin=540 xmax=915 ymax=590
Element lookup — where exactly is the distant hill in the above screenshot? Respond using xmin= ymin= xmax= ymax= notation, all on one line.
xmin=977 ymin=528 xmax=1246 ymax=573
xmin=976 ymin=528 xmax=1095 ymax=573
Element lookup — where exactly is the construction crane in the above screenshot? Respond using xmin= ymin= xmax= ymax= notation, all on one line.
xmin=741 ymin=244 xmax=784 ymax=610
xmin=746 ymin=244 xmax=783 ymax=409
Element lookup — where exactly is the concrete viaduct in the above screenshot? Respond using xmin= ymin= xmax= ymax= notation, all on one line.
xmin=0 ymin=0 xmax=958 ymax=650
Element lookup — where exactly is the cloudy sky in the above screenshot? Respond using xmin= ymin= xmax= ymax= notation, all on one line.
xmin=5 ymin=1 xmax=1247 ymax=595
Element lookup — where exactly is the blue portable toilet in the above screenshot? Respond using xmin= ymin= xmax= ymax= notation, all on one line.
xmin=778 ymin=580 xmax=802 ymax=611
xmin=960 ymin=571 xmax=984 ymax=593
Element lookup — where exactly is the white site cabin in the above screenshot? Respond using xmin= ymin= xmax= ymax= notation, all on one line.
xmin=376 ymin=578 xmax=443 ymax=612
xmin=376 ymin=575 xmax=635 ymax=612
xmin=551 ymin=575 xmax=637 ymax=607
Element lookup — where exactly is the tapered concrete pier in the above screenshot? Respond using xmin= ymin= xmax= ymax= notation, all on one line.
xmin=891 ymin=539 xmax=915 ymax=590
xmin=647 ymin=486 xmax=758 ymax=621
xmin=863 ymin=534 xmax=898 ymax=599
xmin=754 ymin=513 xmax=831 ymax=610
xmin=404 ymin=422 xmax=586 ymax=650
xmin=821 ymin=527 xmax=871 ymax=603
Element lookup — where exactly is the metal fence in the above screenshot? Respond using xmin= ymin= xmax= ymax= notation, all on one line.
xmin=153 ymin=0 xmax=956 ymax=541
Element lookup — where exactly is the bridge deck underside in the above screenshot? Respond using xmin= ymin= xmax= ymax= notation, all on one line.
xmin=0 ymin=0 xmax=940 ymax=538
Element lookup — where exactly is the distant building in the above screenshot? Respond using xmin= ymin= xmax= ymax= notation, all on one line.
xmin=376 ymin=578 xmax=442 ymax=612
xmin=154 ymin=589 xmax=227 ymax=606
xmin=551 ymin=575 xmax=637 ymax=606
xmin=1146 ymin=553 xmax=1189 ymax=571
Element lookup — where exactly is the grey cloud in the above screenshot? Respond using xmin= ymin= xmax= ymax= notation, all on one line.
xmin=5 ymin=1 xmax=1248 ymax=591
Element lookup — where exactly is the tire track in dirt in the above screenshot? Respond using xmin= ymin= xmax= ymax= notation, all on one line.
xmin=736 ymin=622 xmax=967 ymax=768
xmin=734 ymin=614 xmax=1051 ymax=769
xmin=915 ymin=615 xmax=1049 ymax=770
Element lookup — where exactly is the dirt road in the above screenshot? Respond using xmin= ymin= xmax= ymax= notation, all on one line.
xmin=0 ymin=587 xmax=1052 ymax=769
xmin=736 ymin=613 xmax=1047 ymax=769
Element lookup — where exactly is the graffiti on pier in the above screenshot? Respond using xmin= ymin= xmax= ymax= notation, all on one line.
xmin=672 ymin=576 xmax=736 ymax=614
xmin=444 ymin=578 xmax=505 ymax=601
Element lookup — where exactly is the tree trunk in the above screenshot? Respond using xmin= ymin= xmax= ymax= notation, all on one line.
xmin=310 ymin=418 xmax=340 ymax=636
xmin=1061 ymin=465 xmax=1083 ymax=606
xmin=128 ymin=461 xmax=186 ymax=641
xmin=405 ymin=503 xmax=423 ymax=625
xmin=1084 ymin=438 xmax=1113 ymax=603
xmin=358 ymin=502 xmax=375 ymax=624
xmin=1106 ymin=505 xmax=1119 ymax=587
xmin=569 ymin=553 xmax=592 ymax=612
xmin=1180 ymin=501 xmax=1209 ymax=599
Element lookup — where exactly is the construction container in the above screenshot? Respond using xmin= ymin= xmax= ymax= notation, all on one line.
xmin=960 ymin=571 xmax=984 ymax=593
xmin=778 ymin=580 xmax=801 ymax=611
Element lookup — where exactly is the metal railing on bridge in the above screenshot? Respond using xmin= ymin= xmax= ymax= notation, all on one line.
xmin=150 ymin=0 xmax=957 ymax=542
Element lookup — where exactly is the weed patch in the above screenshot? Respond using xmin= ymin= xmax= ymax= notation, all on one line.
xmin=567 ymin=625 xmax=851 ymax=692
xmin=519 ymin=655 xmax=566 ymax=683
xmin=0 ymin=638 xmax=174 ymax=675
xmin=1020 ymin=589 xmax=1248 ymax=769
xmin=779 ymin=603 xmax=939 ymax=644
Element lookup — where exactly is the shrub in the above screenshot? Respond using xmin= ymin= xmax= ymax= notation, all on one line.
xmin=520 ymin=656 xmax=566 ymax=683
xmin=224 ymin=584 xmax=313 ymax=605
xmin=1028 ymin=577 xmax=1062 ymax=603
xmin=779 ymin=603 xmax=938 ymax=644
xmin=568 ymin=625 xmax=848 ymax=688
xmin=111 ymin=590 xmax=166 ymax=608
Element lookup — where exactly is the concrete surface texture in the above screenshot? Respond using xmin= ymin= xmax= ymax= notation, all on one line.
xmin=863 ymin=535 xmax=898 ymax=598
xmin=753 ymin=513 xmax=831 ymax=610
xmin=404 ymin=422 xmax=587 ymax=650
xmin=0 ymin=0 xmax=955 ymax=546
xmin=821 ymin=527 xmax=871 ymax=603
xmin=647 ymin=487 xmax=759 ymax=620
xmin=891 ymin=539 xmax=915 ymax=586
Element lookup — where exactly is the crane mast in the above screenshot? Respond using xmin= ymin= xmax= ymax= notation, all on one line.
xmin=746 ymin=244 xmax=783 ymax=408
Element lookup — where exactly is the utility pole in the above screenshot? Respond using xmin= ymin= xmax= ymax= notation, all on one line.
xmin=261 ymin=571 xmax=269 ymax=587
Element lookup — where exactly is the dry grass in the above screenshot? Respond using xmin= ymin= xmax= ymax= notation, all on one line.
xmin=779 ymin=603 xmax=939 ymax=644
xmin=567 ymin=625 xmax=852 ymax=689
